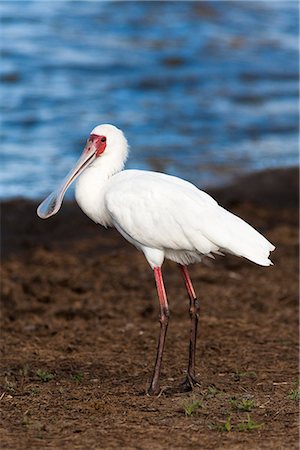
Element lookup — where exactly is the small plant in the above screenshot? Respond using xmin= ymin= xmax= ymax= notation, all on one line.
xmin=208 ymin=415 xmax=232 ymax=432
xmin=36 ymin=369 xmax=54 ymax=382
xmin=206 ymin=386 xmax=220 ymax=398
xmin=71 ymin=372 xmax=84 ymax=382
xmin=208 ymin=414 xmax=263 ymax=432
xmin=29 ymin=387 xmax=39 ymax=396
xmin=19 ymin=365 xmax=29 ymax=378
xmin=234 ymin=370 xmax=257 ymax=381
xmin=4 ymin=378 xmax=16 ymax=393
xmin=238 ymin=413 xmax=264 ymax=431
xmin=183 ymin=399 xmax=202 ymax=416
xmin=230 ymin=397 xmax=255 ymax=412
xmin=18 ymin=365 xmax=30 ymax=392
xmin=223 ymin=415 xmax=232 ymax=432
xmin=288 ymin=380 xmax=300 ymax=401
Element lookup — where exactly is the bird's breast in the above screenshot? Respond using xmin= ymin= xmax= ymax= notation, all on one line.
xmin=75 ymin=168 xmax=112 ymax=227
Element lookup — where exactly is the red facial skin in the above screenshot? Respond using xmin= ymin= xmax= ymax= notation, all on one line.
xmin=85 ymin=134 xmax=107 ymax=157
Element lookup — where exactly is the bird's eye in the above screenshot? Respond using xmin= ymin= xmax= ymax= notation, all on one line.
xmin=101 ymin=137 xmax=106 ymax=143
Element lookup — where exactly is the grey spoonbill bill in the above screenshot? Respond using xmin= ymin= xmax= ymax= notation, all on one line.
xmin=37 ymin=124 xmax=275 ymax=395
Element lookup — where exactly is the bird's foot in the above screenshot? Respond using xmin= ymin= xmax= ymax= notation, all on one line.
xmin=146 ymin=375 xmax=200 ymax=396
xmin=180 ymin=373 xmax=201 ymax=392
xmin=147 ymin=384 xmax=161 ymax=396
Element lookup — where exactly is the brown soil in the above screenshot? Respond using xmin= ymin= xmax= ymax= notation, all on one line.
xmin=1 ymin=168 xmax=299 ymax=449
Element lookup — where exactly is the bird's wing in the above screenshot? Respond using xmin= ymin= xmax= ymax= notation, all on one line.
xmin=105 ymin=170 xmax=275 ymax=266
xmin=104 ymin=170 xmax=220 ymax=254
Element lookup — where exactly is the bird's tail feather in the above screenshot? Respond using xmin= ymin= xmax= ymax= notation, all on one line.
xmin=201 ymin=207 xmax=275 ymax=266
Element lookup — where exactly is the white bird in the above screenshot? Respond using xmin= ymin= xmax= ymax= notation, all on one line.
xmin=37 ymin=124 xmax=275 ymax=395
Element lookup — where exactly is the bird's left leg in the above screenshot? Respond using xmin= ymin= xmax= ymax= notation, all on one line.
xmin=148 ymin=267 xmax=170 ymax=396
xmin=179 ymin=264 xmax=200 ymax=391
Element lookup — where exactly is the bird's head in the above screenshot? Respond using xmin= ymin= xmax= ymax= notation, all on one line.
xmin=37 ymin=124 xmax=128 ymax=219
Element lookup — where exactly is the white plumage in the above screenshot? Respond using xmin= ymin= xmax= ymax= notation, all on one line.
xmin=37 ymin=123 xmax=275 ymax=395
xmin=71 ymin=124 xmax=274 ymax=269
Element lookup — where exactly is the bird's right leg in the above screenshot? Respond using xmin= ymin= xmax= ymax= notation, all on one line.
xmin=148 ymin=267 xmax=170 ymax=396
xmin=179 ymin=264 xmax=200 ymax=391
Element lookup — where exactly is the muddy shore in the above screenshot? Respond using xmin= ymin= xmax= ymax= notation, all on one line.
xmin=1 ymin=167 xmax=299 ymax=449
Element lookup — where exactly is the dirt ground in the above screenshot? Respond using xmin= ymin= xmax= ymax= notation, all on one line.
xmin=1 ymin=168 xmax=299 ymax=449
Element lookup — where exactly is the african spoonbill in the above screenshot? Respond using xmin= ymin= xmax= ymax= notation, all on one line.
xmin=37 ymin=124 xmax=275 ymax=395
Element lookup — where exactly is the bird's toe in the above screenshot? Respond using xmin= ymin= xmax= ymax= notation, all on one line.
xmin=180 ymin=374 xmax=201 ymax=392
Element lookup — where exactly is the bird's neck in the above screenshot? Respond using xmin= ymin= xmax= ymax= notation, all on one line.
xmin=75 ymin=151 xmax=126 ymax=225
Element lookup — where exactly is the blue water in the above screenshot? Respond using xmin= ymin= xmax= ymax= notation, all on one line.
xmin=0 ymin=1 xmax=298 ymax=199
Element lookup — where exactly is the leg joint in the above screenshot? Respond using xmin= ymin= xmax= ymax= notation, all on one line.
xmin=159 ymin=306 xmax=170 ymax=325
xmin=189 ymin=298 xmax=200 ymax=317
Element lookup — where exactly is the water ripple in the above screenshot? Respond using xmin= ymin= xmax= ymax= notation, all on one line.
xmin=0 ymin=1 xmax=298 ymax=198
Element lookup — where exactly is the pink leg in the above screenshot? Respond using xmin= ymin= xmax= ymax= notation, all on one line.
xmin=148 ymin=267 xmax=169 ymax=395
xmin=179 ymin=264 xmax=200 ymax=389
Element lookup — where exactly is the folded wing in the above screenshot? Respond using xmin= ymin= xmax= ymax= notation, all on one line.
xmin=105 ymin=170 xmax=275 ymax=266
